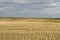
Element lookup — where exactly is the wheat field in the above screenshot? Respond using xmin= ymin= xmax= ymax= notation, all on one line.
xmin=0 ymin=18 xmax=60 ymax=40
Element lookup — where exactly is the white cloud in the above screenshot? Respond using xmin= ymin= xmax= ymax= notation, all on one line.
xmin=0 ymin=0 xmax=60 ymax=15
xmin=50 ymin=2 xmax=57 ymax=6
xmin=0 ymin=7 xmax=9 ymax=11
xmin=14 ymin=0 xmax=29 ymax=3
xmin=55 ymin=2 xmax=60 ymax=13
xmin=22 ymin=9 xmax=30 ymax=13
xmin=0 ymin=6 xmax=15 ymax=12
xmin=21 ymin=8 xmax=57 ymax=14
xmin=21 ymin=9 xmax=41 ymax=14
xmin=0 ymin=0 xmax=29 ymax=3
xmin=0 ymin=0 xmax=6 ymax=2
xmin=41 ymin=8 xmax=56 ymax=14
xmin=39 ymin=2 xmax=60 ymax=14
xmin=14 ymin=0 xmax=24 ymax=3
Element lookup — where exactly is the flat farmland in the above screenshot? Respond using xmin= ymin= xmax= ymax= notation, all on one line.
xmin=0 ymin=18 xmax=60 ymax=40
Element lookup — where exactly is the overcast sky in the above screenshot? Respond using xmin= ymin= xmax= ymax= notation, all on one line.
xmin=0 ymin=0 xmax=60 ymax=18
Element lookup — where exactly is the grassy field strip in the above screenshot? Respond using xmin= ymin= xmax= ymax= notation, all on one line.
xmin=0 ymin=20 xmax=60 ymax=40
xmin=0 ymin=31 xmax=60 ymax=40
xmin=0 ymin=21 xmax=60 ymax=30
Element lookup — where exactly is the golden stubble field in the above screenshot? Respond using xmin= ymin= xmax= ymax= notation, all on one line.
xmin=0 ymin=19 xmax=60 ymax=40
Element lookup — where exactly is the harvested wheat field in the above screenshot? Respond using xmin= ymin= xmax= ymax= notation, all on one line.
xmin=0 ymin=18 xmax=60 ymax=40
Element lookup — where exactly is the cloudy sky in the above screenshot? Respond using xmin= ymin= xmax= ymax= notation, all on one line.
xmin=0 ymin=0 xmax=60 ymax=18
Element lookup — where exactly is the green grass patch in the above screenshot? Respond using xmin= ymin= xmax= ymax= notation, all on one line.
xmin=48 ymin=19 xmax=60 ymax=23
